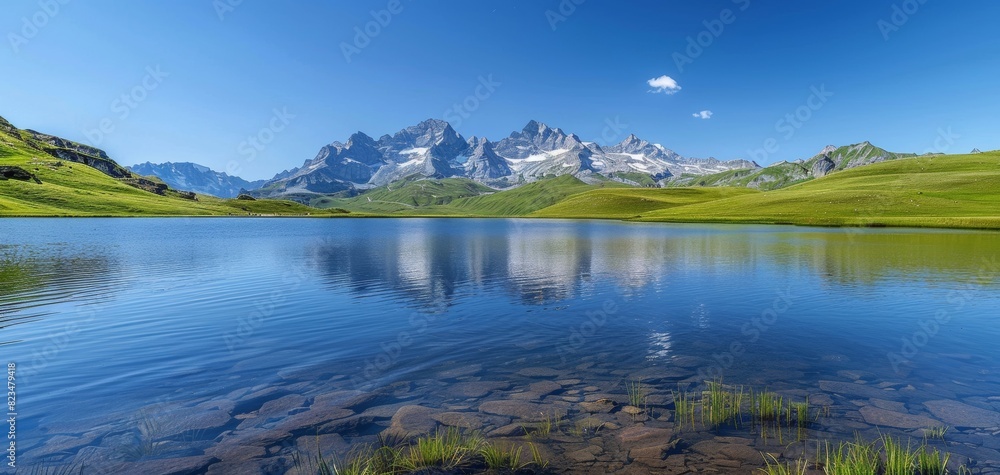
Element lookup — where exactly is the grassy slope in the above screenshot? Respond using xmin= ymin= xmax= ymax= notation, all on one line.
xmin=4 ymin=112 xmax=998 ymax=230
xmin=683 ymin=162 xmax=811 ymax=190
xmin=0 ymin=128 xmax=344 ymax=217
xmin=312 ymin=176 xmax=495 ymax=213
xmin=676 ymin=143 xmax=913 ymax=191
xmin=443 ymin=174 xmax=630 ymax=216
xmin=636 ymin=152 xmax=1000 ymax=229
xmin=531 ymin=187 xmax=759 ymax=219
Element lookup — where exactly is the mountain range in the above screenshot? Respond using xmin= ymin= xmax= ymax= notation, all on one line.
xmin=4 ymin=112 xmax=926 ymax=203
xmin=245 ymin=119 xmax=759 ymax=201
xmin=128 ymin=162 xmax=266 ymax=198
xmin=668 ymin=142 xmax=917 ymax=190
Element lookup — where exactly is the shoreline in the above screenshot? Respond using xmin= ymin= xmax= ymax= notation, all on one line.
xmin=2 ymin=213 xmax=1000 ymax=232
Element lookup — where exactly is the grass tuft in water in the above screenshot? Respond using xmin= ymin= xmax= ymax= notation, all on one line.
xmin=792 ymin=399 xmax=811 ymax=428
xmin=823 ymin=438 xmax=881 ymax=475
xmin=923 ymin=426 xmax=949 ymax=443
xmin=626 ymin=378 xmax=646 ymax=407
xmin=672 ymin=389 xmax=698 ymax=429
xmin=751 ymin=389 xmax=784 ymax=424
xmin=703 ymin=380 xmax=745 ymax=428
xmin=528 ymin=442 xmax=549 ymax=469
xmin=569 ymin=418 xmax=605 ymax=438
xmin=480 ymin=442 xmax=527 ymax=471
xmin=524 ymin=412 xmax=562 ymax=439
xmin=291 ymin=427 xmax=551 ymax=474
xmin=811 ymin=435 xmax=967 ymax=475
xmin=758 ymin=453 xmax=808 ymax=475
xmin=916 ymin=445 xmax=951 ymax=475
xmin=118 ymin=410 xmax=164 ymax=461
xmin=398 ymin=427 xmax=483 ymax=471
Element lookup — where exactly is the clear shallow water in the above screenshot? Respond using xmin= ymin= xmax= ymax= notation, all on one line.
xmin=2 ymin=218 xmax=1000 ymax=473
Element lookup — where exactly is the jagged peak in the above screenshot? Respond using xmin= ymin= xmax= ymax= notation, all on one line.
xmin=521 ymin=119 xmax=563 ymax=137
xmin=522 ymin=119 xmax=544 ymax=133
xmin=467 ymin=135 xmax=492 ymax=147
xmin=347 ymin=131 xmax=376 ymax=145
xmin=844 ymin=140 xmax=875 ymax=150
xmin=417 ymin=117 xmax=450 ymax=128
xmin=615 ymin=133 xmax=651 ymax=150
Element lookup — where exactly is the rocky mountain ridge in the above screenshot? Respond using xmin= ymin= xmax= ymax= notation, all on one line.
xmin=250 ymin=119 xmax=759 ymax=200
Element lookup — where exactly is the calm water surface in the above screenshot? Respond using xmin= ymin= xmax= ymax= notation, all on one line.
xmin=2 ymin=218 xmax=999 ymax=473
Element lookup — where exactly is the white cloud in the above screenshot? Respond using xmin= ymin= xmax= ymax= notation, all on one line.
xmin=692 ymin=110 xmax=713 ymax=120
xmin=647 ymin=75 xmax=681 ymax=94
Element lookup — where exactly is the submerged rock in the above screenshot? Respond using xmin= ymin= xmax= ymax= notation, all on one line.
xmin=448 ymin=381 xmax=511 ymax=398
xmin=516 ymin=367 xmax=561 ymax=378
xmin=154 ymin=406 xmax=233 ymax=439
xmin=529 ymin=380 xmax=562 ymax=395
xmin=689 ymin=440 xmax=758 ymax=462
xmin=580 ymin=398 xmax=615 ymax=414
xmin=566 ymin=445 xmax=602 ymax=463
xmin=621 ymin=406 xmax=644 ymax=415
xmin=437 ymin=364 xmax=483 ymax=379
xmin=478 ymin=400 xmax=567 ymax=421
xmin=271 ymin=405 xmax=355 ymax=434
xmin=819 ymin=380 xmax=890 ymax=399
xmin=385 ymin=405 xmax=440 ymax=437
xmin=859 ymin=406 xmax=940 ymax=429
xmin=293 ymin=433 xmax=350 ymax=459
xmin=924 ymin=400 xmax=1000 ymax=428
xmin=432 ymin=412 xmax=485 ymax=430
xmin=619 ymin=426 xmax=678 ymax=468
xmin=118 ymin=454 xmax=220 ymax=475
xmin=487 ymin=423 xmax=526 ymax=437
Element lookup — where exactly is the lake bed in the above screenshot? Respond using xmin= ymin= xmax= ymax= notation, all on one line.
xmin=3 ymin=218 xmax=1000 ymax=473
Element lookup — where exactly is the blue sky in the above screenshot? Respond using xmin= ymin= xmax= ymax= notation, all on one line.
xmin=2 ymin=0 xmax=998 ymax=180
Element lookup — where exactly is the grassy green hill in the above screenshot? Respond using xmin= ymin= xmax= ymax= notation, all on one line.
xmin=531 ymin=187 xmax=758 ymax=219
xmin=4 ymin=112 xmax=999 ymax=229
xmin=671 ymin=142 xmax=916 ymax=191
xmin=443 ymin=175 xmax=629 ymax=216
xmin=636 ymin=151 xmax=1000 ymax=229
xmin=681 ymin=161 xmax=811 ymax=190
xmin=312 ymin=175 xmax=495 ymax=213
xmin=0 ymin=117 xmax=346 ymax=217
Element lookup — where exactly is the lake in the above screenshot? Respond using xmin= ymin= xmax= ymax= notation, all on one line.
xmin=3 ymin=218 xmax=1000 ymax=474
